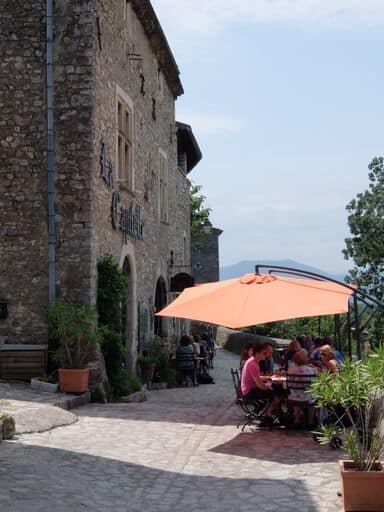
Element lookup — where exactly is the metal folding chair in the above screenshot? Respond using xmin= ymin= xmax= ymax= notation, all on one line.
xmin=230 ymin=368 xmax=267 ymax=431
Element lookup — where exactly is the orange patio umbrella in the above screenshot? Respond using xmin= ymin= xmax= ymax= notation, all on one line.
xmin=156 ymin=273 xmax=354 ymax=329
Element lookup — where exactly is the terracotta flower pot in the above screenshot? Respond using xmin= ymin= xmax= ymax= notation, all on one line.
xmin=340 ymin=460 xmax=384 ymax=511
xmin=139 ymin=363 xmax=156 ymax=382
xmin=168 ymin=358 xmax=177 ymax=369
xmin=58 ymin=368 xmax=90 ymax=393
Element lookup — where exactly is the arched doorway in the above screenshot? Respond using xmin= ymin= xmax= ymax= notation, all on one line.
xmin=121 ymin=257 xmax=135 ymax=368
xmin=170 ymin=272 xmax=194 ymax=292
xmin=154 ymin=277 xmax=167 ymax=337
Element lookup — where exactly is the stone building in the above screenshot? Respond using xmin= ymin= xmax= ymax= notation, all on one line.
xmin=191 ymin=225 xmax=223 ymax=284
xmin=0 ymin=0 xmax=201 ymax=369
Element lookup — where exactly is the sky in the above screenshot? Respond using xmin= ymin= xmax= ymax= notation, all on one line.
xmin=152 ymin=0 xmax=384 ymax=274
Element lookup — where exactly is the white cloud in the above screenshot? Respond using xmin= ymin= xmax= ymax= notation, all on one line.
xmin=176 ymin=110 xmax=243 ymax=136
xmin=152 ymin=0 xmax=384 ymax=35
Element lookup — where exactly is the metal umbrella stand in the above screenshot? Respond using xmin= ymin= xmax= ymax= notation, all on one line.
xmin=255 ymin=264 xmax=384 ymax=360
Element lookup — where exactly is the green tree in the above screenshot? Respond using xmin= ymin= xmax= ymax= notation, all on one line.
xmin=246 ymin=316 xmax=335 ymax=341
xmin=343 ymin=156 xmax=384 ymax=301
xmin=190 ymin=183 xmax=211 ymax=241
xmin=343 ymin=156 xmax=384 ymax=343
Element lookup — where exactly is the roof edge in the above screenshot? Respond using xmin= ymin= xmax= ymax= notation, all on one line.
xmin=130 ymin=0 xmax=184 ymax=98
xmin=176 ymin=121 xmax=202 ymax=172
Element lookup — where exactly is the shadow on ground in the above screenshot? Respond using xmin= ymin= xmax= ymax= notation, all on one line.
xmin=0 ymin=441 xmax=325 ymax=512
xmin=209 ymin=430 xmax=340 ymax=465
xmin=75 ymin=399 xmax=238 ymax=427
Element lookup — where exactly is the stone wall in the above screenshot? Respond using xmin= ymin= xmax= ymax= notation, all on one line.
xmin=54 ymin=0 xmax=94 ymax=304
xmin=192 ymin=227 xmax=222 ymax=284
xmin=89 ymin=0 xmax=189 ymax=366
xmin=0 ymin=0 xmax=193 ymax=355
xmin=0 ymin=0 xmax=48 ymax=341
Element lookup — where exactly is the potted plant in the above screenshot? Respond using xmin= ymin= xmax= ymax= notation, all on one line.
xmin=137 ymin=351 xmax=156 ymax=386
xmin=310 ymin=346 xmax=384 ymax=511
xmin=45 ymin=299 xmax=100 ymax=393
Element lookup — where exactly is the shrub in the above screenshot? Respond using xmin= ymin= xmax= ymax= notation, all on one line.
xmin=114 ymin=368 xmax=141 ymax=396
xmin=165 ymin=368 xmax=180 ymax=388
xmin=45 ymin=299 xmax=100 ymax=369
xmin=97 ymin=255 xmax=127 ymax=331
xmin=137 ymin=354 xmax=156 ymax=365
xmin=97 ymin=255 xmax=131 ymax=399
xmin=100 ymin=328 xmax=126 ymax=380
xmin=310 ymin=346 xmax=384 ymax=471
xmin=91 ymin=387 xmax=106 ymax=403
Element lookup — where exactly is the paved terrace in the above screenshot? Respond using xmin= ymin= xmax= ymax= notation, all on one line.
xmin=0 ymin=349 xmax=342 ymax=512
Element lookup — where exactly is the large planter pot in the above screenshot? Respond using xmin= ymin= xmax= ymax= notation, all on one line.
xmin=139 ymin=363 xmax=156 ymax=382
xmin=340 ymin=460 xmax=384 ymax=511
xmin=168 ymin=358 xmax=177 ymax=369
xmin=58 ymin=368 xmax=90 ymax=393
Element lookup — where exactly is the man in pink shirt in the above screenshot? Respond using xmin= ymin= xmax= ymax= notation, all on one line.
xmin=241 ymin=343 xmax=282 ymax=418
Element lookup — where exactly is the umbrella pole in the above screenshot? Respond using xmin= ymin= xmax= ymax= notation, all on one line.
xmin=334 ymin=314 xmax=341 ymax=352
xmin=353 ymin=293 xmax=362 ymax=360
xmin=347 ymin=308 xmax=352 ymax=360
xmin=333 ymin=315 xmax=337 ymax=349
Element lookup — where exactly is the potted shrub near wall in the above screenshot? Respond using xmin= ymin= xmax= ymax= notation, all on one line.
xmin=46 ymin=299 xmax=100 ymax=393
xmin=137 ymin=351 xmax=156 ymax=388
xmin=311 ymin=347 xmax=384 ymax=511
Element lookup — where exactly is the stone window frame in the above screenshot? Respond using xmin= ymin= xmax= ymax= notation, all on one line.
xmin=159 ymin=148 xmax=168 ymax=223
xmin=116 ymin=85 xmax=134 ymax=191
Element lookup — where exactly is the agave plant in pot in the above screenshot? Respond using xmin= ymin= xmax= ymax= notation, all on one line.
xmin=310 ymin=346 xmax=384 ymax=511
xmin=46 ymin=299 xmax=100 ymax=393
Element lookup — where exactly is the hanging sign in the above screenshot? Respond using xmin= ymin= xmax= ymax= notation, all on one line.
xmin=111 ymin=192 xmax=144 ymax=243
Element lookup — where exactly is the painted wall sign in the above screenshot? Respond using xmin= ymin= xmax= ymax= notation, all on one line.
xmin=111 ymin=192 xmax=144 ymax=243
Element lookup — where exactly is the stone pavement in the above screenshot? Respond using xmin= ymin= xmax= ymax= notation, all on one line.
xmin=0 ymin=349 xmax=343 ymax=512
xmin=0 ymin=380 xmax=89 ymax=434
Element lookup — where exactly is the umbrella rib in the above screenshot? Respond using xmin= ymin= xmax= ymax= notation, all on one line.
xmin=279 ymin=276 xmax=354 ymax=296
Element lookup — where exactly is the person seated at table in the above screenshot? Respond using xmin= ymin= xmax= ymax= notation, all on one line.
xmin=241 ymin=343 xmax=282 ymax=420
xmin=309 ymin=337 xmax=323 ymax=368
xmin=318 ymin=344 xmax=339 ymax=374
xmin=287 ymin=350 xmax=318 ymax=427
xmin=176 ymin=335 xmax=196 ymax=386
xmin=302 ymin=335 xmax=315 ymax=354
xmin=239 ymin=343 xmax=253 ymax=372
xmin=280 ymin=339 xmax=303 ymax=371
xmin=259 ymin=343 xmax=274 ymax=375
xmin=192 ymin=334 xmax=201 ymax=358
xmin=201 ymin=333 xmax=214 ymax=368
xmin=198 ymin=336 xmax=208 ymax=373
xmin=310 ymin=336 xmax=343 ymax=367
xmin=323 ymin=336 xmax=344 ymax=365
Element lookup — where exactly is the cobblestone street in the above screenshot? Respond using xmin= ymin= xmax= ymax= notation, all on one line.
xmin=0 ymin=349 xmax=342 ymax=512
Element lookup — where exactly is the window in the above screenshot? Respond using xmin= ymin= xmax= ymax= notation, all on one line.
xmin=159 ymin=151 xmax=168 ymax=222
xmin=116 ymin=95 xmax=133 ymax=189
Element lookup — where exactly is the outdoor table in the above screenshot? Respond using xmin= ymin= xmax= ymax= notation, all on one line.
xmin=260 ymin=373 xmax=287 ymax=389
xmin=271 ymin=374 xmax=287 ymax=386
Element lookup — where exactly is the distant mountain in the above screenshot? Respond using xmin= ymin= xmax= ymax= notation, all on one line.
xmin=220 ymin=259 xmax=347 ymax=283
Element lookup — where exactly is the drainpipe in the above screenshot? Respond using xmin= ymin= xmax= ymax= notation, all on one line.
xmin=46 ymin=0 xmax=56 ymax=301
